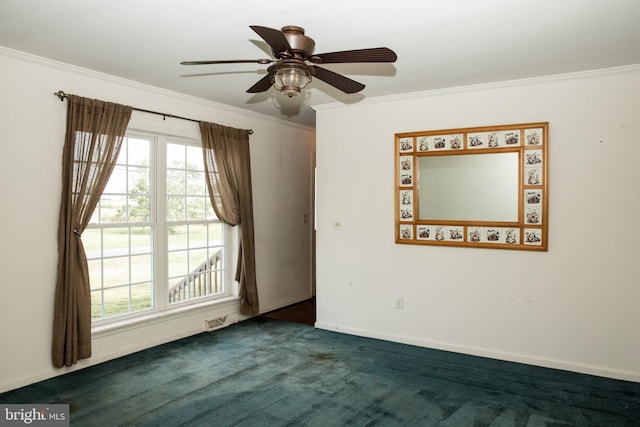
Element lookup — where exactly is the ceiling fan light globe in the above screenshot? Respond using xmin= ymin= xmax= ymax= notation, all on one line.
xmin=280 ymin=86 xmax=301 ymax=97
xmin=273 ymin=65 xmax=311 ymax=97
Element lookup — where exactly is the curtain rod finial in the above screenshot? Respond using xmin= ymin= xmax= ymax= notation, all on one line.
xmin=54 ymin=90 xmax=67 ymax=101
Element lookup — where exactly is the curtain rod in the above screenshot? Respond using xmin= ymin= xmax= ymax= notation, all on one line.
xmin=54 ymin=90 xmax=253 ymax=134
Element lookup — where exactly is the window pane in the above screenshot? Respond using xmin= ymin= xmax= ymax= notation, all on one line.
xmin=186 ymin=196 xmax=206 ymax=220
xmin=128 ymin=165 xmax=149 ymax=191
xmin=168 ymin=276 xmax=182 ymax=289
xmin=128 ymin=138 xmax=150 ymax=165
xmin=104 ymin=165 xmax=127 ymax=194
xmin=131 ymin=282 xmax=153 ymax=312
xmin=211 ymin=268 xmax=223 ymax=294
xmin=131 ymin=254 xmax=152 ymax=283
xmin=131 ymin=227 xmax=152 ymax=254
xmin=115 ymin=139 xmax=128 ymax=165
xmin=103 ymin=228 xmax=129 ymax=256
xmin=189 ymin=224 xmax=207 ymax=248
xmin=128 ymin=194 xmax=150 ymax=222
xmin=205 ymin=200 xmax=216 ymax=220
xmin=167 ymin=143 xmax=185 ymax=169
xmin=186 ymin=145 xmax=203 ymax=170
xmin=189 ymin=248 xmax=208 ymax=271
xmin=88 ymin=259 xmax=102 ymax=289
xmin=187 ymin=171 xmax=206 ymax=195
xmin=91 ymin=290 xmax=103 ymax=319
xmin=167 ymin=169 xmax=185 ymax=195
xmin=168 ymin=250 xmax=188 ymax=279
xmin=103 ymin=286 xmax=130 ymax=318
xmin=90 ymin=204 xmax=100 ymax=224
xmin=168 ymin=225 xmax=188 ymax=250
xmin=103 ymin=257 xmax=130 ymax=287
xmin=208 ymin=223 xmax=223 ymax=246
xmin=83 ymin=228 xmax=102 ymax=258
xmin=100 ymin=195 xmax=126 ymax=223
xmin=167 ymin=196 xmax=185 ymax=221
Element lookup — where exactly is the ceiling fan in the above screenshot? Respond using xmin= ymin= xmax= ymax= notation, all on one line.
xmin=181 ymin=25 xmax=398 ymax=98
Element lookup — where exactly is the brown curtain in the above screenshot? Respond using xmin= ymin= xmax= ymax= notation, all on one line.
xmin=52 ymin=95 xmax=132 ymax=367
xmin=199 ymin=122 xmax=258 ymax=315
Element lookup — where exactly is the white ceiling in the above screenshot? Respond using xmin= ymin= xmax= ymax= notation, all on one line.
xmin=1 ymin=0 xmax=639 ymax=128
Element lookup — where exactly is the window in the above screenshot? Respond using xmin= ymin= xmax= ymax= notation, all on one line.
xmin=165 ymin=142 xmax=225 ymax=305
xmin=85 ymin=133 xmax=227 ymax=323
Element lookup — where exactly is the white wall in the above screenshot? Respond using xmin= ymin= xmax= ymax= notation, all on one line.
xmin=0 ymin=48 xmax=315 ymax=393
xmin=314 ymin=65 xmax=640 ymax=382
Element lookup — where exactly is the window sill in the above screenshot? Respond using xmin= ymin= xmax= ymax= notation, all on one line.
xmin=91 ymin=296 xmax=241 ymax=338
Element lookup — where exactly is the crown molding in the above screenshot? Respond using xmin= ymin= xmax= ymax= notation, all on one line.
xmin=0 ymin=46 xmax=315 ymax=133
xmin=313 ymin=63 xmax=640 ymax=112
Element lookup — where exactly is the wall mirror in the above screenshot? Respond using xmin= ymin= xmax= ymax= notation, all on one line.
xmin=395 ymin=122 xmax=548 ymax=251
xmin=418 ymin=152 xmax=519 ymax=222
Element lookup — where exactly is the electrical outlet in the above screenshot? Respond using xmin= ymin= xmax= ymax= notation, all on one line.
xmin=395 ymin=297 xmax=404 ymax=310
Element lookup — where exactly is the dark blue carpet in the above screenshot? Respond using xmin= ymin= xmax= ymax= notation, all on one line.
xmin=1 ymin=317 xmax=639 ymax=426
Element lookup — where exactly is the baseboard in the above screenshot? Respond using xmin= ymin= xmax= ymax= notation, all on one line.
xmin=314 ymin=321 xmax=640 ymax=383
xmin=0 ymin=326 xmax=207 ymax=394
xmin=0 ymin=300 xmax=251 ymax=394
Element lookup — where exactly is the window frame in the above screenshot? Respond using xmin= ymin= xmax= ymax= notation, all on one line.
xmin=88 ymin=128 xmax=233 ymax=329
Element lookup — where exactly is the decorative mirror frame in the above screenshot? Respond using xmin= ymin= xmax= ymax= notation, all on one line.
xmin=395 ymin=122 xmax=548 ymax=251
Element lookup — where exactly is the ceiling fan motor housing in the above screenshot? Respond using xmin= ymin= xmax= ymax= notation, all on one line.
xmin=280 ymin=26 xmax=315 ymax=59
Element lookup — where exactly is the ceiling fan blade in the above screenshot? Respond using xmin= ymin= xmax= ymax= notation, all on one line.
xmin=313 ymin=47 xmax=397 ymax=64
xmin=249 ymin=25 xmax=292 ymax=57
xmin=312 ymin=66 xmax=365 ymax=94
xmin=181 ymin=59 xmax=273 ymax=65
xmin=246 ymin=74 xmax=274 ymax=93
